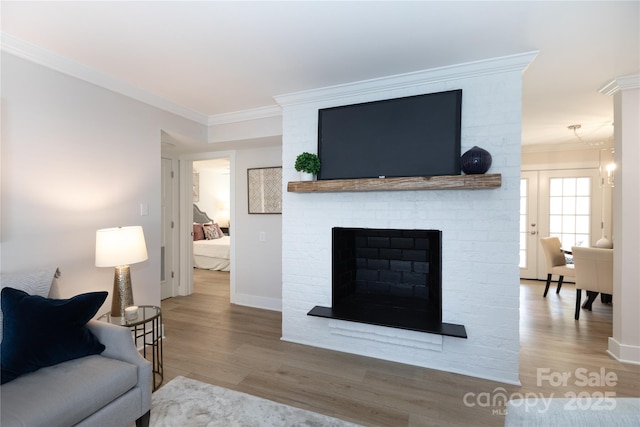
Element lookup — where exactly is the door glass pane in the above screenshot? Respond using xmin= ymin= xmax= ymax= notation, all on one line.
xmin=549 ymin=197 xmax=563 ymax=214
xmin=575 ymin=234 xmax=589 ymax=247
xmin=576 ymin=197 xmax=589 ymax=214
xmin=576 ymin=178 xmax=590 ymax=195
xmin=549 ymin=177 xmax=591 ymax=249
xmin=549 ymin=179 xmax=563 ymax=196
xmin=563 ymin=216 xmax=576 ymax=233
xmin=576 ymin=216 xmax=590 ymax=234
xmin=550 ymin=215 xmax=562 ymax=233
xmin=563 ymin=178 xmax=577 ymax=196
xmin=519 ymin=178 xmax=528 ymax=268
xmin=563 ymin=197 xmax=576 ymax=215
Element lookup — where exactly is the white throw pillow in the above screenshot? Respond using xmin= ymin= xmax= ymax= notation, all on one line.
xmin=0 ymin=268 xmax=59 ymax=345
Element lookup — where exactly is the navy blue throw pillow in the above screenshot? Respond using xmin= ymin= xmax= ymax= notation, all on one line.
xmin=1 ymin=287 xmax=107 ymax=384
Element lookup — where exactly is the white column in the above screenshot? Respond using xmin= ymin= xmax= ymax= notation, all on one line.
xmin=600 ymin=75 xmax=640 ymax=364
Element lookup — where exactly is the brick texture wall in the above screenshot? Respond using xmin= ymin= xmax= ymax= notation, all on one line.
xmin=277 ymin=53 xmax=535 ymax=384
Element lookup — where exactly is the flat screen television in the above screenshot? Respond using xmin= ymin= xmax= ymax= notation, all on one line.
xmin=317 ymin=89 xmax=462 ymax=180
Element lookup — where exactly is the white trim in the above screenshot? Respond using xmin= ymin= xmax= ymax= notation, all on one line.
xmin=599 ymin=74 xmax=640 ymax=96
xmin=178 ymin=160 xmax=195 ymax=296
xmin=179 ymin=151 xmax=237 ymax=300
xmin=1 ymin=32 xmax=210 ymax=125
xmin=607 ymin=337 xmax=640 ymax=365
xmin=207 ymin=105 xmax=282 ymax=126
xmin=2 ymin=32 xmax=283 ymax=130
xmin=274 ymin=51 xmax=539 ymax=107
xmin=522 ymin=140 xmax=613 ymax=154
xmin=232 ymin=293 xmax=282 ymax=312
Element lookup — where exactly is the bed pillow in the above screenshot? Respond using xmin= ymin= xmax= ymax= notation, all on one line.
xmin=202 ymin=223 xmax=215 ymax=239
xmin=203 ymin=223 xmax=223 ymax=240
xmin=0 ymin=287 xmax=107 ymax=384
xmin=193 ymin=223 xmax=205 ymax=241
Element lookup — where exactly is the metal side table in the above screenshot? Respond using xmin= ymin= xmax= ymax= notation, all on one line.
xmin=98 ymin=305 xmax=163 ymax=391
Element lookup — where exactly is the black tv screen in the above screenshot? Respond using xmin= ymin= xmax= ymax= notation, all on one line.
xmin=317 ymin=89 xmax=462 ymax=180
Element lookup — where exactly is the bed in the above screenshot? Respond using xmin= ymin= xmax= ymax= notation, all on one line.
xmin=193 ymin=204 xmax=230 ymax=272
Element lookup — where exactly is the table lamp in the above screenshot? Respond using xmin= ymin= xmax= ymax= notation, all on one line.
xmin=95 ymin=226 xmax=148 ymax=317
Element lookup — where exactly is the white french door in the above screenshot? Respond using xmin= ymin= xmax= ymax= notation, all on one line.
xmin=519 ymin=172 xmax=539 ymax=279
xmin=520 ymin=169 xmax=602 ymax=280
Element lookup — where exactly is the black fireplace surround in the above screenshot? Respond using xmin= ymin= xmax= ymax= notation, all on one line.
xmin=308 ymin=227 xmax=466 ymax=338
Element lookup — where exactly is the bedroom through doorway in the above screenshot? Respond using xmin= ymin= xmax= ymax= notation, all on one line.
xmin=192 ymin=157 xmax=232 ymax=292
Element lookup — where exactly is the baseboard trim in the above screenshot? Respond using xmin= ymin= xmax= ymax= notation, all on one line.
xmin=232 ymin=293 xmax=282 ymax=312
xmin=608 ymin=337 xmax=640 ymax=365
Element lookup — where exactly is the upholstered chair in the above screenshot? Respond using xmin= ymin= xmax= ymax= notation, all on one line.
xmin=539 ymin=237 xmax=575 ymax=297
xmin=571 ymin=246 xmax=613 ymax=320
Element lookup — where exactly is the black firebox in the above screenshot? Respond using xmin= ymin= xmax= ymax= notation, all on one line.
xmin=308 ymin=227 xmax=466 ymax=338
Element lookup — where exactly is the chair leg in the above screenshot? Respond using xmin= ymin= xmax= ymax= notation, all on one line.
xmin=556 ymin=276 xmax=564 ymax=294
xmin=543 ymin=274 xmax=552 ymax=297
xmin=582 ymin=291 xmax=598 ymax=310
xmin=575 ymin=289 xmax=582 ymax=320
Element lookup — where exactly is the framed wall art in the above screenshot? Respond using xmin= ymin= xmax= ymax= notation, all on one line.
xmin=193 ymin=171 xmax=200 ymax=202
xmin=247 ymin=167 xmax=282 ymax=214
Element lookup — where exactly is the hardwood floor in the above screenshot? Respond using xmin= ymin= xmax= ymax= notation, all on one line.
xmin=159 ymin=271 xmax=639 ymax=426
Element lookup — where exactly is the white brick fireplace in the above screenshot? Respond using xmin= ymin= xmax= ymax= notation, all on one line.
xmin=276 ymin=52 xmax=537 ymax=384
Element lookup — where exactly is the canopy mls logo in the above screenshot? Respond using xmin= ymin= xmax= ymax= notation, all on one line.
xmin=537 ymin=367 xmax=618 ymax=388
xmin=463 ymin=367 xmax=619 ymax=416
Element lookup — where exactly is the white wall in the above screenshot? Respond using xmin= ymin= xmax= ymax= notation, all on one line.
xmin=194 ymin=166 xmax=230 ymax=226
xmin=608 ymin=81 xmax=640 ymax=364
xmin=232 ymin=146 xmax=283 ymax=310
xmin=1 ymin=53 xmax=207 ymax=315
xmin=277 ymin=53 xmax=536 ymax=384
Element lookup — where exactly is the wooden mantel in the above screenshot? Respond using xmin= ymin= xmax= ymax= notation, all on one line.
xmin=287 ymin=173 xmax=502 ymax=193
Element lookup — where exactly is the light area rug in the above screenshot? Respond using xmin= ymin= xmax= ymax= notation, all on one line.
xmin=150 ymin=376 xmax=362 ymax=427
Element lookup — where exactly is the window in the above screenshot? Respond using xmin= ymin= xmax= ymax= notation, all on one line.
xmin=549 ymin=177 xmax=590 ymax=249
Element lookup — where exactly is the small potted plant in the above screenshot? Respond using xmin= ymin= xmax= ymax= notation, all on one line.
xmin=294 ymin=152 xmax=321 ymax=181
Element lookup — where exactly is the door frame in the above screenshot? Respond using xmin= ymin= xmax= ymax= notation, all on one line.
xmin=161 ymin=156 xmax=179 ymax=298
xmin=178 ymin=150 xmax=236 ymax=297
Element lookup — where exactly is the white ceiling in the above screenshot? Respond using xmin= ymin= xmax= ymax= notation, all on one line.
xmin=2 ymin=1 xmax=638 ymax=149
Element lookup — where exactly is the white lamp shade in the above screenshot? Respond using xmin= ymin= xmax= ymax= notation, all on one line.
xmin=95 ymin=226 xmax=148 ymax=267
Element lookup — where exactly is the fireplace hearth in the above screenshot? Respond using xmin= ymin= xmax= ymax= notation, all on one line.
xmin=308 ymin=227 xmax=467 ymax=338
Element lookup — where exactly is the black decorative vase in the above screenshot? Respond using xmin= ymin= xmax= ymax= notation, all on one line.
xmin=460 ymin=146 xmax=492 ymax=174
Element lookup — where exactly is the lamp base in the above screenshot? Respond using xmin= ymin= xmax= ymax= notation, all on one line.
xmin=111 ymin=265 xmax=134 ymax=317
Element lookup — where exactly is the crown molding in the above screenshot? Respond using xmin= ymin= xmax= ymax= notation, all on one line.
xmin=522 ymin=140 xmax=613 ymax=154
xmin=1 ymin=32 xmax=210 ymax=125
xmin=274 ymin=51 xmax=539 ymax=107
xmin=207 ymin=105 xmax=282 ymax=126
xmin=599 ymin=74 xmax=640 ymax=96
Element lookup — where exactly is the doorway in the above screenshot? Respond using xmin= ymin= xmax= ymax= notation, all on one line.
xmin=193 ymin=158 xmax=231 ymax=231
xmin=520 ymin=168 xmax=602 ymax=280
xmin=176 ymin=151 xmax=236 ymax=298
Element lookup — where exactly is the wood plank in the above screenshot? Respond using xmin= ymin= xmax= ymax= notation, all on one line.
xmin=158 ymin=269 xmax=640 ymax=427
xmin=287 ymin=174 xmax=501 ymax=193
